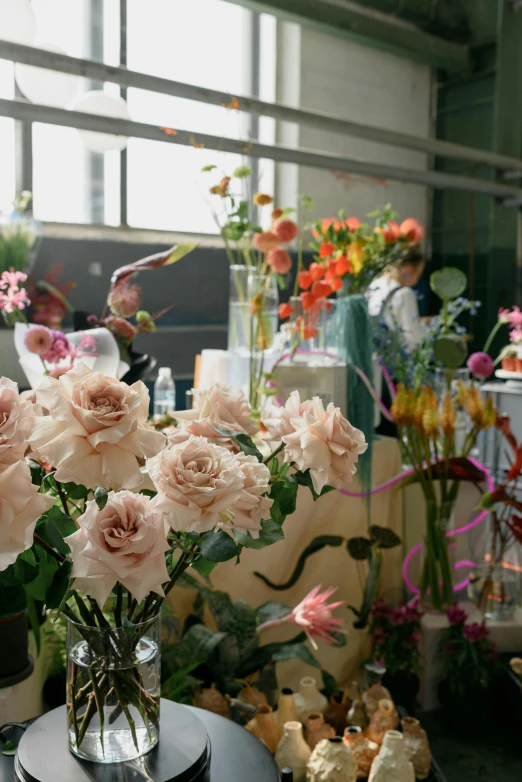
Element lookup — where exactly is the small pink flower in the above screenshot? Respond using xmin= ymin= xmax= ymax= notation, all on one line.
xmin=272 ymin=219 xmax=298 ymax=243
xmin=47 ymin=364 xmax=72 ymax=379
xmin=498 ymin=308 xmax=511 ymax=324
xmin=509 ymin=306 xmax=522 ymax=329
xmin=445 ymin=603 xmax=467 ymax=625
xmin=467 ymin=352 xmax=494 ymax=379
xmin=510 ymin=327 xmax=522 ymax=344
xmin=0 ymin=269 xmax=27 ymax=290
xmin=108 ymin=283 xmax=142 ymax=318
xmin=24 ymin=326 xmax=54 ymax=356
xmin=287 ymin=585 xmax=345 ymax=649
xmin=0 ymin=287 xmax=30 ymax=313
xmin=253 ymin=231 xmax=280 ymax=253
xmin=267 ymin=248 xmax=292 ymax=274
xmin=79 ymin=334 xmax=97 ymax=351
xmin=41 ymin=331 xmax=71 ymax=364
xmin=463 ymin=620 xmax=489 ymax=643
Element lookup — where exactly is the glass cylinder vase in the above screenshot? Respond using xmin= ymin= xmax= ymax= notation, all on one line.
xmin=468 ymin=561 xmax=522 ymax=621
xmin=66 ymin=614 xmax=160 ymax=763
xmin=420 ymin=499 xmax=456 ymax=611
xmin=227 ymin=265 xmax=278 ymax=354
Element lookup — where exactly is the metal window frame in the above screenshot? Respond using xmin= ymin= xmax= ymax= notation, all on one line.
xmin=2 ymin=36 xmax=522 ymax=212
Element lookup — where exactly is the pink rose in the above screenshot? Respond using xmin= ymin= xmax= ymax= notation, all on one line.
xmin=176 ymin=384 xmax=258 ymax=439
xmin=253 ymin=231 xmax=280 ymax=253
xmin=0 ymin=377 xmax=32 ymax=473
xmin=262 ymin=390 xmax=312 ymax=440
xmin=65 ymin=491 xmax=170 ymax=607
xmin=168 ymin=419 xmax=238 ymax=451
xmin=148 ymin=436 xmax=244 ymax=534
xmin=267 ymin=248 xmax=292 ymax=274
xmin=225 ymin=453 xmax=273 ymax=538
xmin=0 ymin=461 xmax=54 ymax=570
xmin=272 ymin=219 xmax=298 ymax=243
xmin=28 ymin=363 xmax=166 ymax=490
xmin=281 ymin=395 xmax=368 ymax=494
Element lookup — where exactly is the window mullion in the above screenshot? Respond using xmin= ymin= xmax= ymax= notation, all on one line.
xmin=120 ymin=0 xmax=128 ymax=227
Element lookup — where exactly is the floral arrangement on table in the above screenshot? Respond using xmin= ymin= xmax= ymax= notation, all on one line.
xmin=27 ymin=263 xmax=76 ymax=329
xmin=392 ymin=382 xmax=496 ymax=610
xmin=0 ymin=191 xmax=40 ymax=328
xmin=439 ymin=604 xmax=499 ymax=697
xmin=203 ymin=164 xmax=300 ymax=408
xmin=464 ymin=305 xmax=522 ymax=378
xmin=369 ymin=599 xmax=423 ymax=680
xmin=0 ymin=366 xmax=366 ymax=763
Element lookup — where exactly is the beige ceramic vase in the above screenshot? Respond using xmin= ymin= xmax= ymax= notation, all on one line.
xmin=193 ymin=683 xmax=229 ymax=718
xmin=365 ymin=699 xmax=399 ymax=746
xmin=324 ymin=691 xmax=351 ymax=735
xmin=343 ymin=726 xmax=379 ymax=778
xmin=401 ymin=717 xmax=432 ymax=780
xmin=368 ymin=730 xmax=415 ymax=782
xmin=305 ymin=712 xmax=336 ymax=750
xmin=294 ymin=677 xmax=328 ymax=721
xmin=306 ymin=737 xmax=357 ymax=782
xmin=277 ymin=687 xmax=298 ymax=732
xmin=238 ymin=683 xmax=268 ymax=707
xmin=276 ymin=721 xmax=312 ymax=782
xmin=245 ymin=704 xmax=282 ymax=754
xmin=363 ymin=683 xmax=393 ymax=719
xmin=346 ymin=689 xmax=368 ymax=729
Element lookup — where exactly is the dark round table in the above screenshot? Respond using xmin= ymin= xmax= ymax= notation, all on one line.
xmin=2 ymin=700 xmax=280 ymax=781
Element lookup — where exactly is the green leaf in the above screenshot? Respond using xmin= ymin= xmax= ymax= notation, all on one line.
xmin=26 ymin=595 xmax=41 ymax=656
xmin=171 ymin=624 xmax=227 ymax=669
xmin=269 ymin=475 xmax=298 ymax=524
xmin=214 ymin=429 xmax=263 ymax=462
xmin=430 ymin=267 xmax=467 ymax=301
xmin=46 ymin=560 xmax=73 ymax=609
xmin=0 ymin=564 xmax=22 ymax=588
xmin=201 ymin=164 xmax=217 ymax=172
xmin=14 ymin=549 xmax=39 ymax=584
xmin=24 ymin=546 xmax=58 ymax=601
xmin=433 ymin=334 xmax=468 ymax=369
xmin=200 ymin=531 xmax=239 ymax=562
xmin=94 ymin=486 xmax=108 ymax=511
xmin=369 ymin=525 xmax=401 ymax=549
xmin=190 ymin=557 xmax=218 ymax=579
xmin=272 ymin=641 xmax=321 ymax=669
xmin=256 ymin=601 xmax=291 ymax=626
xmin=254 ymin=535 xmax=344 ymax=590
xmin=347 ymin=537 xmax=371 ymax=561
xmin=234 ymin=519 xmax=284 ymax=550
xmin=64 ymin=482 xmax=89 ymax=500
xmin=295 ymin=470 xmax=335 ymax=501
xmin=36 ymin=506 xmax=77 ymax=555
xmin=321 ymin=669 xmax=338 ymax=696
xmin=1 ymin=741 xmax=17 ymax=756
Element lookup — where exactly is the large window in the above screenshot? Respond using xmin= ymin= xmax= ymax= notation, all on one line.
xmin=0 ymin=0 xmax=276 ymax=234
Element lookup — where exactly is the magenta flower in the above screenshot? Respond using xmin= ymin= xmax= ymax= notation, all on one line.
xmin=372 ymin=599 xmax=393 ymax=619
xmin=510 ymin=327 xmax=522 ymax=344
xmin=509 ymin=306 xmax=522 ymax=328
xmin=463 ymin=621 xmax=489 ymax=643
xmin=371 ymin=627 xmax=389 ymax=645
xmin=41 ymin=331 xmax=71 ymax=364
xmin=467 ymin=351 xmax=494 ymax=379
xmin=24 ymin=325 xmax=54 ymax=356
xmin=445 ymin=603 xmax=468 ymax=625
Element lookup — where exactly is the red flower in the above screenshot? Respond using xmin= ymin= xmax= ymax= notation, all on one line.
xmin=330 ymin=277 xmax=343 ymax=292
xmin=400 ymin=218 xmax=424 ymax=244
xmin=301 ymin=292 xmax=316 ymax=311
xmin=335 ymin=256 xmax=353 ymax=277
xmin=309 ymin=262 xmax=325 ymax=281
xmin=298 ymin=270 xmax=312 ymax=290
xmin=311 ymin=281 xmax=331 ymax=300
xmin=319 ymin=242 xmax=335 ymax=259
xmin=278 ymin=302 xmax=293 ymax=320
xmin=273 ymin=219 xmax=298 ymax=243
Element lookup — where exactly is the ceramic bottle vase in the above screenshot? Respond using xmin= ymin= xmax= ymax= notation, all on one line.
xmin=277 ymin=687 xmax=298 ymax=731
xmin=194 ymin=683 xmax=229 ymax=718
xmin=343 ymin=726 xmax=379 ymax=778
xmin=401 ymin=717 xmax=432 ymax=780
xmin=368 ymin=730 xmax=415 ymax=782
xmin=324 ymin=691 xmax=351 ymax=735
xmin=306 ymin=737 xmax=357 ymax=782
xmin=363 ymin=683 xmax=393 ymax=719
xmin=238 ymin=683 xmax=268 ymax=707
xmin=346 ymin=689 xmax=368 ymax=729
xmin=294 ymin=677 xmax=328 ymax=721
xmin=276 ymin=721 xmax=312 ymax=782
xmin=305 ymin=712 xmax=336 ymax=750
xmin=245 ymin=704 xmax=282 ymax=753
xmin=365 ymin=699 xmax=399 ymax=746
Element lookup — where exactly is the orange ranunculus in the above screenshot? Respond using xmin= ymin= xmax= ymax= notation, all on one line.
xmin=253 ymin=231 xmax=280 ymax=252
xmin=271 ymin=208 xmax=284 ymax=221
xmin=319 ymin=242 xmax=335 ymax=259
xmin=301 ymin=292 xmax=316 ymax=311
xmin=335 ymin=256 xmax=353 ymax=277
xmin=278 ymin=302 xmax=293 ymax=320
xmin=273 ymin=219 xmax=298 ymax=243
xmin=267 ymin=248 xmax=292 ymax=274
xmin=330 ymin=277 xmax=343 ymax=292
xmin=400 ymin=218 xmax=424 ymax=244
xmin=312 ymin=217 xmax=339 ymax=240
xmin=311 ymin=281 xmax=331 ymax=300
xmin=345 ymin=217 xmax=361 ymax=232
xmin=253 ymin=192 xmax=273 ymax=206
xmin=309 ymin=262 xmax=325 ymax=282
xmin=298 ymin=270 xmax=312 ymax=290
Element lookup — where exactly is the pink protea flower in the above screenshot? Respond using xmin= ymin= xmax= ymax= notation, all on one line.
xmin=108 ymin=283 xmax=142 ymax=318
xmin=467 ymin=351 xmax=494 ymax=379
xmin=257 ymin=585 xmax=345 ymax=650
xmin=272 ymin=219 xmax=298 ymax=243
xmin=253 ymin=231 xmax=280 ymax=253
xmin=267 ymin=247 xmax=292 ymax=274
xmin=24 ymin=325 xmax=53 ymax=356
xmin=445 ymin=603 xmax=468 ymax=625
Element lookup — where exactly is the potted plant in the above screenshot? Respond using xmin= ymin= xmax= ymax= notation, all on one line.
xmin=368 ymin=599 xmax=423 ymax=714
xmin=438 ymin=604 xmax=501 ymax=737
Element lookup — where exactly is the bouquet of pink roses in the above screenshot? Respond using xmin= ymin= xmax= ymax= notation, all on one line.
xmin=0 ymin=366 xmax=366 ymax=762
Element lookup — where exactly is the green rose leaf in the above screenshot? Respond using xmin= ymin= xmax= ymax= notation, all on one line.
xmin=94 ymin=486 xmax=109 ymax=511
xmin=46 ymin=560 xmax=73 ymax=610
xmin=190 ymin=557 xmax=218 ymax=579
xmin=234 ymin=519 xmax=284 ymax=550
xmin=36 ymin=506 xmax=77 ymax=555
xmin=200 ymin=530 xmax=239 ymax=562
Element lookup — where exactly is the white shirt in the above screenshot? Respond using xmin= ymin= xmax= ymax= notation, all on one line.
xmin=366 ymin=277 xmax=424 ymax=353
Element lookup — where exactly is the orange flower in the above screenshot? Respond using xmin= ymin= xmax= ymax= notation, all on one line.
xmin=311 ymin=281 xmax=331 ymax=300
xmin=278 ymin=302 xmax=293 ymax=320
xmin=345 ymin=217 xmax=361 ymax=232
xmin=335 ymin=256 xmax=353 ymax=277
xmin=253 ymin=231 xmax=280 ymax=252
xmin=312 ymin=218 xmax=341 ymax=240
xmin=330 ymin=277 xmax=343 ymax=292
xmin=422 ymin=403 xmax=439 ymax=439
xmin=271 ymin=208 xmax=284 ymax=221
xmin=309 ymin=262 xmax=325 ymax=282
xmin=301 ymin=292 xmax=316 ymax=311
xmin=267 ymin=248 xmax=292 ymax=274
xmin=298 ymin=270 xmax=312 ymax=290
xmin=441 ymin=393 xmax=456 ymax=435
xmin=273 ymin=219 xmax=298 ymax=243
xmin=319 ymin=242 xmax=335 ymax=259
xmin=253 ymin=192 xmax=273 ymax=206
xmin=400 ymin=218 xmax=424 ymax=244
xmin=218 ymin=176 xmax=231 ymax=197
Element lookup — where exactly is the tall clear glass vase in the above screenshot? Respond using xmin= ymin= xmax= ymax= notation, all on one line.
xmin=227 ymin=265 xmax=278 ymax=354
xmin=420 ymin=499 xmax=455 ymax=611
xmin=66 ymin=614 xmax=160 ymax=763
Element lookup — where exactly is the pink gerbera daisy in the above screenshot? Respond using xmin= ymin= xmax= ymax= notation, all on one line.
xmin=24 ymin=325 xmax=54 ymax=356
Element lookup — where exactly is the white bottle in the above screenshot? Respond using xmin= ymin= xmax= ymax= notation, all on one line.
xmin=154 ymin=367 xmax=175 ymax=418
